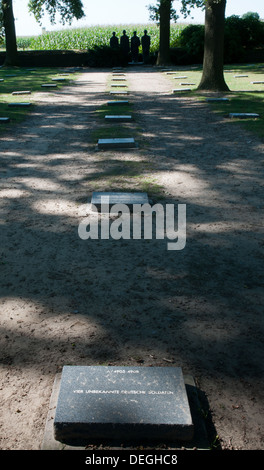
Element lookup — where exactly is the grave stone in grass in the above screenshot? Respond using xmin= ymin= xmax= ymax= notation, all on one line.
xmin=206 ymin=97 xmax=229 ymax=102
xmin=112 ymin=73 xmax=126 ymax=76
xmin=112 ymin=78 xmax=126 ymax=81
xmin=41 ymin=84 xmax=58 ymax=88
xmin=12 ymin=91 xmax=31 ymax=95
xmin=179 ymin=83 xmax=195 ymax=86
xmin=251 ymin=81 xmax=264 ymax=84
xmin=97 ymin=137 xmax=136 ymax=149
xmin=0 ymin=79 xmax=4 ymax=82
xmin=174 ymin=76 xmax=188 ymax=79
xmin=110 ymin=91 xmax=129 ymax=95
xmin=104 ymin=115 xmax=132 ymax=122
xmin=5 ymin=74 xmax=16 ymax=77
xmin=173 ymin=88 xmax=191 ymax=93
xmin=52 ymin=77 xmax=68 ymax=81
xmin=91 ymin=192 xmax=149 ymax=212
xmin=53 ymin=365 xmax=194 ymax=444
xmin=107 ymin=100 xmax=129 ymax=106
xmin=0 ymin=117 xmax=10 ymax=122
xmin=8 ymin=102 xmax=31 ymax=107
xmin=111 ymin=84 xmax=127 ymax=87
xmin=234 ymin=75 xmax=248 ymax=78
xmin=229 ymin=113 xmax=259 ymax=118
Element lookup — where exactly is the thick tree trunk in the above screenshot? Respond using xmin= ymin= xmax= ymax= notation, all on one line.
xmin=3 ymin=0 xmax=18 ymax=66
xmin=198 ymin=0 xmax=229 ymax=91
xmin=156 ymin=0 xmax=171 ymax=65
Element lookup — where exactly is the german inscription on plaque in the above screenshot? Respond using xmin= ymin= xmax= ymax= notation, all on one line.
xmin=54 ymin=366 xmax=194 ymax=444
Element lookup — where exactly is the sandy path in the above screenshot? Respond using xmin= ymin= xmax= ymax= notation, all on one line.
xmin=0 ymin=67 xmax=263 ymax=450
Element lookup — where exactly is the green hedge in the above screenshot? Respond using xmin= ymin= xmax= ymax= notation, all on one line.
xmin=177 ymin=13 xmax=264 ymax=64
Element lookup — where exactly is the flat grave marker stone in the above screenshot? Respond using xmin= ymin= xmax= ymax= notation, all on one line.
xmin=173 ymin=88 xmax=191 ymax=93
xmin=206 ymin=97 xmax=229 ymax=102
xmin=110 ymin=90 xmax=129 ymax=95
xmin=41 ymin=83 xmax=58 ymax=88
xmin=111 ymin=84 xmax=127 ymax=87
xmin=234 ymin=75 xmax=248 ymax=78
xmin=229 ymin=112 xmax=259 ymax=119
xmin=251 ymin=81 xmax=264 ymax=84
xmin=91 ymin=191 xmax=149 ymax=211
xmin=53 ymin=366 xmax=194 ymax=444
xmin=174 ymin=76 xmax=188 ymax=79
xmin=8 ymin=102 xmax=31 ymax=107
xmin=97 ymin=137 xmax=136 ymax=149
xmin=52 ymin=77 xmax=68 ymax=82
xmin=12 ymin=91 xmax=31 ymax=95
xmin=0 ymin=117 xmax=10 ymax=122
xmin=104 ymin=115 xmax=132 ymax=122
xmin=107 ymin=100 xmax=129 ymax=106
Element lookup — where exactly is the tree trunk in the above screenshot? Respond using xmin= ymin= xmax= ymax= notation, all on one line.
xmin=197 ymin=0 xmax=229 ymax=91
xmin=3 ymin=0 xmax=18 ymax=66
xmin=156 ymin=0 xmax=171 ymax=65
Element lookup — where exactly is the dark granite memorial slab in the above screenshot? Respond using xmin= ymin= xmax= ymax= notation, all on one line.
xmin=104 ymin=115 xmax=132 ymax=122
xmin=8 ymin=102 xmax=31 ymax=107
xmin=54 ymin=366 xmax=194 ymax=444
xmin=110 ymin=90 xmax=129 ymax=95
xmin=97 ymin=137 xmax=135 ymax=149
xmin=12 ymin=91 xmax=31 ymax=95
xmin=229 ymin=112 xmax=259 ymax=119
xmin=107 ymin=100 xmax=129 ymax=106
xmin=91 ymin=191 xmax=149 ymax=211
xmin=111 ymin=84 xmax=127 ymax=87
xmin=206 ymin=97 xmax=229 ymax=102
xmin=52 ymin=77 xmax=68 ymax=81
xmin=173 ymin=88 xmax=191 ymax=93
xmin=174 ymin=76 xmax=188 ymax=79
xmin=0 ymin=79 xmax=4 ymax=82
xmin=0 ymin=117 xmax=10 ymax=123
xmin=41 ymin=83 xmax=58 ymax=88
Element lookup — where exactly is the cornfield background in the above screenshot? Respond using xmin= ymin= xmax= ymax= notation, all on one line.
xmin=14 ymin=24 xmax=187 ymax=52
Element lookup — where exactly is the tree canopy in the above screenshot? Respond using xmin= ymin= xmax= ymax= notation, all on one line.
xmin=28 ymin=0 xmax=85 ymax=25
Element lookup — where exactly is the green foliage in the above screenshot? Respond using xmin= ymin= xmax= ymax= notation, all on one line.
xmin=177 ymin=12 xmax=264 ymax=64
xmin=176 ymin=24 xmax=204 ymax=59
xmin=27 ymin=0 xmax=85 ymax=25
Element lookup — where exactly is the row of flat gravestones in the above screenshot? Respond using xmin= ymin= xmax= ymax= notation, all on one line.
xmin=0 ymin=68 xmax=80 ymax=123
xmin=41 ymin=67 xmax=201 ymax=449
xmin=167 ymin=68 xmax=262 ymax=118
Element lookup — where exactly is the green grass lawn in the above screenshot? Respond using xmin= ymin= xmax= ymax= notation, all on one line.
xmin=0 ymin=66 xmax=77 ymax=132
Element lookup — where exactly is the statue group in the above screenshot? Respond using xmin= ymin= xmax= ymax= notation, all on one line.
xmin=110 ymin=30 xmax=151 ymax=64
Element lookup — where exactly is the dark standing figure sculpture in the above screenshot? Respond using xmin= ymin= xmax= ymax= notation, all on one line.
xmin=131 ymin=31 xmax=140 ymax=63
xmin=120 ymin=30 xmax=130 ymax=63
xmin=110 ymin=32 xmax=119 ymax=48
xmin=141 ymin=30 xmax=151 ymax=63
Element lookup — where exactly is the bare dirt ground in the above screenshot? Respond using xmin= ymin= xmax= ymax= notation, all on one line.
xmin=0 ymin=67 xmax=263 ymax=451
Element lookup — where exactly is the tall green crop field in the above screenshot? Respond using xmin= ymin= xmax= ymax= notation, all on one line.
xmin=16 ymin=24 xmax=187 ymax=52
